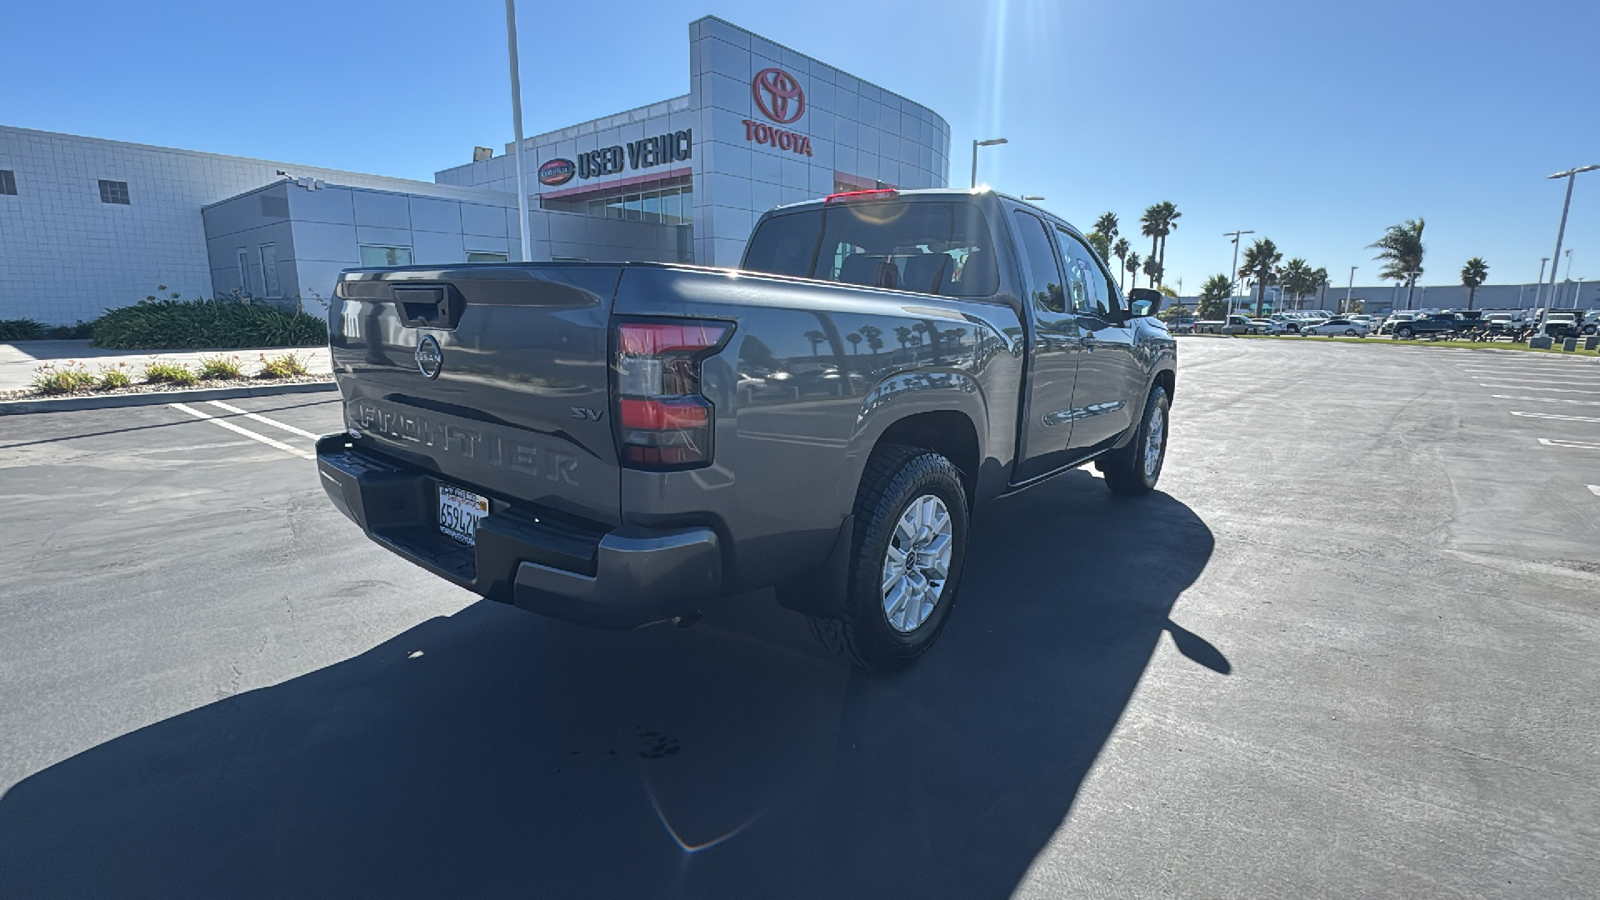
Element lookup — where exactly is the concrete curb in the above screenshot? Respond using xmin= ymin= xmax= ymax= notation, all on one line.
xmin=0 ymin=380 xmax=336 ymax=415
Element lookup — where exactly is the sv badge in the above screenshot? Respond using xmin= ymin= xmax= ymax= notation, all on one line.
xmin=571 ymin=407 xmax=604 ymax=421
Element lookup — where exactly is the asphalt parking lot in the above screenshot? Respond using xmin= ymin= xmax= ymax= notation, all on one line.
xmin=1 ymin=339 xmax=1597 ymax=899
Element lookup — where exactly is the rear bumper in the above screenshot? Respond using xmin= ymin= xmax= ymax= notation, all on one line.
xmin=315 ymin=434 xmax=721 ymax=629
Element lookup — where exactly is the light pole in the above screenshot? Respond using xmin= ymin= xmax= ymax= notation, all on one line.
xmin=1224 ymin=229 xmax=1254 ymax=315
xmin=1344 ymin=265 xmax=1357 ymax=314
xmin=1538 ymin=164 xmax=1599 ymax=321
xmin=505 ymin=0 xmax=531 ymax=262
xmin=970 ymin=138 xmax=1008 ymax=189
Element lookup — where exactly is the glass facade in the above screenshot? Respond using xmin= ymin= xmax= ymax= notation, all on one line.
xmin=540 ymin=176 xmax=693 ymax=225
xmin=359 ymin=245 xmax=413 ymax=267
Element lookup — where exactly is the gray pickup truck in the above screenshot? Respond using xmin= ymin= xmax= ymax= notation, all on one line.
xmin=316 ymin=188 xmax=1177 ymax=671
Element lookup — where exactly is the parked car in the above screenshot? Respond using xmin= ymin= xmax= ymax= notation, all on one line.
xmin=1390 ymin=313 xmax=1459 ymax=339
xmin=1377 ymin=312 xmax=1418 ymax=335
xmin=1541 ymin=312 xmax=1582 ymax=339
xmin=1251 ymin=318 xmax=1290 ymax=335
xmin=316 ymin=188 xmax=1178 ymax=673
xmin=1583 ymin=310 xmax=1600 ymax=335
xmin=1301 ymin=318 xmax=1369 ymax=337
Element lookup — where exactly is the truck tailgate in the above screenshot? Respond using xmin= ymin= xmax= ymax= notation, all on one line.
xmin=331 ymin=265 xmax=623 ymax=527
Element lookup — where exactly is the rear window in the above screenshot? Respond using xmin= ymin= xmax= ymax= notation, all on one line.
xmin=742 ymin=200 xmax=999 ymax=297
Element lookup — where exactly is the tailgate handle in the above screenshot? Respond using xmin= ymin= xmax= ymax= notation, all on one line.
xmin=392 ymin=286 xmax=464 ymax=330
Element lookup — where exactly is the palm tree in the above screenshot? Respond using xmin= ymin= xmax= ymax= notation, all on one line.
xmin=1370 ymin=218 xmax=1426 ymax=309
xmin=1140 ymin=206 xmax=1162 ymax=280
xmin=847 ymin=332 xmax=862 ymax=354
xmin=1125 ymin=251 xmax=1142 ymax=289
xmin=1094 ymin=212 xmax=1119 ymax=244
xmin=1280 ymin=258 xmax=1312 ymax=309
xmin=1240 ymin=238 xmax=1282 ymax=315
xmin=803 ymin=329 xmax=826 ymax=357
xmin=1086 ymin=230 xmax=1112 ymax=264
xmin=1151 ymin=201 xmax=1181 ymax=285
xmin=1142 ymin=255 xmax=1162 ymax=288
xmin=1112 ymin=238 xmax=1130 ymax=291
xmin=1310 ymin=267 xmax=1330 ymax=309
xmin=1460 ymin=257 xmax=1489 ymax=310
xmin=893 ymin=325 xmax=912 ymax=351
xmin=1198 ymin=273 xmax=1232 ymax=319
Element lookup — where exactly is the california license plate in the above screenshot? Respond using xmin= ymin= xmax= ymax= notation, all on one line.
xmin=438 ymin=484 xmax=489 ymax=546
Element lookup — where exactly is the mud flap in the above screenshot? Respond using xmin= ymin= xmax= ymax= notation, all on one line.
xmin=773 ymin=515 xmax=854 ymax=618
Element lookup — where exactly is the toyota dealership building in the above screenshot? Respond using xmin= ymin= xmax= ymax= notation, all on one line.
xmin=0 ymin=16 xmax=951 ymax=324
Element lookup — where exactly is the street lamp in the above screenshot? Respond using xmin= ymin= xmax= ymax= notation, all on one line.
xmin=970 ymin=138 xmax=1008 ymax=189
xmin=1224 ymin=229 xmax=1254 ymax=315
xmin=1537 ymin=164 xmax=1599 ymax=320
xmin=505 ymin=0 xmax=531 ymax=262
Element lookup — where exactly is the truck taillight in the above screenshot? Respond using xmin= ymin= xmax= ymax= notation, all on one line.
xmin=614 ymin=320 xmax=730 ymax=470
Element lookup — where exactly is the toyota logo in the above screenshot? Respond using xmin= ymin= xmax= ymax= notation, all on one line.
xmin=415 ymin=334 xmax=443 ymax=379
xmin=752 ymin=67 xmax=805 ymax=125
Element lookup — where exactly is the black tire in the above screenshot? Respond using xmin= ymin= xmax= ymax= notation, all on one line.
xmin=1099 ymin=384 xmax=1171 ymax=497
xmin=1396 ymin=326 xmax=1414 ymax=339
xmin=807 ymin=444 xmax=969 ymax=673
xmin=1344 ymin=329 xmax=1358 ymax=336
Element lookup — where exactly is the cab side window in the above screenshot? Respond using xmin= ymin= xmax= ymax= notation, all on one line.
xmin=1012 ymin=211 xmax=1065 ymax=314
xmin=1053 ymin=229 xmax=1107 ymax=318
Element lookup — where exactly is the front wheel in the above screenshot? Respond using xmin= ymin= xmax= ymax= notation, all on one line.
xmin=807 ymin=445 xmax=969 ymax=672
xmin=1397 ymin=326 xmax=1414 ymax=339
xmin=1344 ymin=329 xmax=1358 ymax=336
xmin=1100 ymin=384 xmax=1171 ymax=497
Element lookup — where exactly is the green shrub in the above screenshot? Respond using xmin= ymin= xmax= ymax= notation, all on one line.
xmin=97 ymin=363 xmax=133 ymax=389
xmin=46 ymin=321 xmax=95 ymax=340
xmin=30 ymin=362 xmax=98 ymax=394
xmin=257 ymin=352 xmax=310 ymax=379
xmin=197 ymin=354 xmax=245 ymax=379
xmin=142 ymin=360 xmax=199 ymax=386
xmin=92 ymin=298 xmax=327 ymax=350
xmin=1 ymin=319 xmax=48 ymax=341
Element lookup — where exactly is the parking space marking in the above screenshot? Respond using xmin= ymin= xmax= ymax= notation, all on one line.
xmin=1590 ymin=485 xmax=1600 ymax=497
xmin=206 ymin=400 xmax=320 ymax=440
xmin=1491 ymin=395 xmax=1600 ymax=405
xmin=169 ymin=403 xmax=314 ymax=460
xmin=1538 ymin=438 xmax=1600 ymax=450
xmin=1477 ymin=384 xmax=1600 ymax=394
xmin=1511 ymin=411 xmax=1600 ymax=423
xmin=1469 ymin=376 xmax=1600 ymax=386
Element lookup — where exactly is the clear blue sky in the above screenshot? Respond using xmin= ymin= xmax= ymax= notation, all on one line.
xmin=5 ymin=0 xmax=1597 ymax=290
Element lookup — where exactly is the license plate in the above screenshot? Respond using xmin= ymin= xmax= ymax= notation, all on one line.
xmin=438 ymin=484 xmax=489 ymax=546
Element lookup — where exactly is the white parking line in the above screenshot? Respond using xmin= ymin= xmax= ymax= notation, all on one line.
xmin=1470 ymin=376 xmax=1600 ymax=386
xmin=169 ymin=403 xmax=314 ymax=460
xmin=1538 ymin=438 xmax=1600 ymax=450
xmin=1590 ymin=485 xmax=1600 ymax=497
xmin=1511 ymin=411 xmax=1600 ymax=423
xmin=1491 ymin=395 xmax=1600 ymax=405
xmin=1478 ymin=384 xmax=1600 ymax=394
xmin=206 ymin=400 xmax=320 ymax=439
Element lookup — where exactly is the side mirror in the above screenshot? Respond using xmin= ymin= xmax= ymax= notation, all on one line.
xmin=1127 ymin=287 xmax=1163 ymax=318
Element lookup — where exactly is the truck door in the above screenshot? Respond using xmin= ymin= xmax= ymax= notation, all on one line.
xmin=1011 ymin=210 xmax=1086 ymax=483
xmin=1054 ymin=228 xmax=1138 ymax=452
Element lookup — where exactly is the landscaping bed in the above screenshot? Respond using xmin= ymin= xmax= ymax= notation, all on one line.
xmin=2 ymin=353 xmax=330 ymax=401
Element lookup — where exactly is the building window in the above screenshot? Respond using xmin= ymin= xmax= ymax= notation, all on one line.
xmin=259 ymin=244 xmax=281 ymax=297
xmin=237 ymin=249 xmax=251 ymax=295
xmin=0 ymin=170 xmax=15 ymax=195
xmin=540 ymin=175 xmax=694 ymax=225
xmin=99 ymin=180 xmax=130 ymax=205
xmin=359 ymin=245 xmax=413 ymax=267
xmin=466 ymin=252 xmax=508 ymax=263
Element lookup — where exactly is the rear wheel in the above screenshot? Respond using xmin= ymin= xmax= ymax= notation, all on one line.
xmin=1100 ymin=384 xmax=1170 ymax=497
xmin=1397 ymin=326 xmax=1414 ymax=339
xmin=1344 ymin=328 xmax=1358 ymax=336
xmin=807 ymin=445 xmax=969 ymax=673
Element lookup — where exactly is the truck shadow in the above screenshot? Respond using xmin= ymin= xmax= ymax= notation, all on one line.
xmin=0 ymin=471 xmax=1219 ymax=900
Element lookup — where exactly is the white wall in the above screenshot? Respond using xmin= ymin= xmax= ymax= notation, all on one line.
xmin=0 ymin=126 xmax=528 ymax=324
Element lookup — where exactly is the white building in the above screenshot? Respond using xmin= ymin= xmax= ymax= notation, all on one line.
xmin=0 ymin=16 xmax=949 ymax=325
